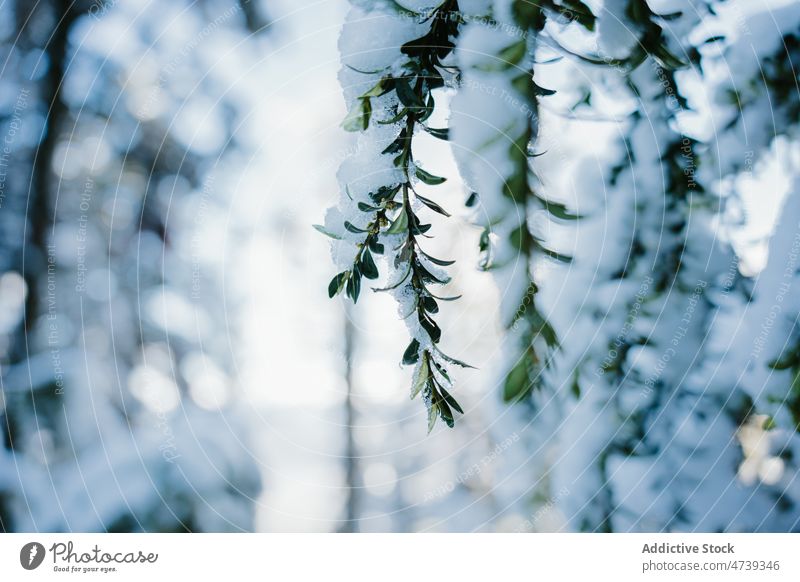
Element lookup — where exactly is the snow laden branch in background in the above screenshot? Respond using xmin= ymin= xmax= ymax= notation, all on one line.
xmin=0 ymin=0 xmax=264 ymax=532
xmin=529 ymin=0 xmax=721 ymax=531
xmin=764 ymin=186 xmax=800 ymax=432
xmin=708 ymin=182 xmax=800 ymax=525
xmin=322 ymin=0 xmax=468 ymax=431
xmin=544 ymin=0 xmax=800 ymax=532
xmin=704 ymin=3 xmax=800 ymax=434
xmin=708 ymin=4 xmax=800 ymax=178
xmin=450 ymin=0 xmax=588 ymax=404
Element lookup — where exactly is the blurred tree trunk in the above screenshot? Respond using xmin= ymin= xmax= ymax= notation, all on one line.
xmin=340 ymin=305 xmax=360 ymax=532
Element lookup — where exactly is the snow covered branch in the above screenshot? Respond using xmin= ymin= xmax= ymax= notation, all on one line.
xmin=324 ymin=0 xmax=467 ymax=431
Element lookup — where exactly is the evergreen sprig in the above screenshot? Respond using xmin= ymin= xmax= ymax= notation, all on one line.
xmin=482 ymin=1 xmax=577 ymax=403
xmin=326 ymin=0 xmax=468 ymax=431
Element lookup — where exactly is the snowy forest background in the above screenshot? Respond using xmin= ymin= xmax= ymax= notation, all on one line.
xmin=1 ymin=0 xmax=799 ymax=532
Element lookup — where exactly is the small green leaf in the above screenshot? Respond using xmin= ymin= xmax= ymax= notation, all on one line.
xmin=438 ymin=398 xmax=454 ymax=428
xmin=346 ymin=269 xmax=362 ymax=302
xmin=769 ymin=351 xmax=800 ymax=371
xmin=386 ymin=208 xmax=409 ymax=234
xmin=367 ymin=237 xmax=384 ymax=254
xmin=342 ymin=98 xmax=371 ymax=132
xmin=419 ymin=312 xmax=442 ymax=343
xmin=361 ymin=76 xmax=394 ymax=98
xmin=542 ymin=200 xmax=582 ymax=220
xmin=344 ymin=220 xmax=369 ymax=234
xmin=382 ymin=130 xmax=407 ymax=155
xmin=414 ymin=192 xmax=450 ymax=216
xmin=416 ymin=262 xmax=450 ymax=285
xmin=345 ymin=63 xmax=389 ymax=75
xmin=328 ymin=271 xmax=349 ymax=298
xmin=423 ymin=126 xmax=449 ymax=140
xmin=419 ymin=248 xmax=455 ymax=266
xmin=415 ymin=167 xmax=446 ymax=185
xmin=402 ymin=338 xmax=420 ymax=365
xmin=421 ymin=295 xmax=439 ymax=313
xmin=410 ymin=219 xmax=432 ymax=236
xmin=431 ymin=359 xmax=451 ymax=383
xmin=653 ymin=43 xmax=687 ymax=70
xmin=372 ymin=265 xmax=411 ymax=292
xmin=434 ymin=347 xmax=475 ymax=369
xmin=377 ymin=107 xmax=408 ymax=125
xmin=541 ymin=247 xmax=572 ymax=264
xmin=411 ymin=357 xmax=429 ymax=400
xmin=503 ymin=358 xmax=531 ymax=402
xmin=360 ymin=250 xmax=379 ymax=279
xmin=532 ymin=80 xmax=556 ymax=97
xmin=395 ymin=77 xmax=426 ymax=110
xmin=357 ymin=202 xmax=380 ymax=212
xmin=428 ymin=291 xmax=462 ymax=302
xmin=370 ymin=184 xmax=400 ymax=204
xmin=703 ymin=35 xmax=725 ymax=44
xmin=465 ymin=192 xmax=479 ymax=207
xmin=313 ymin=224 xmax=342 ymax=240
xmin=427 ymin=401 xmax=439 ymax=433
xmin=570 ymin=371 xmax=581 ymax=398
xmin=440 ymin=385 xmax=463 ymax=414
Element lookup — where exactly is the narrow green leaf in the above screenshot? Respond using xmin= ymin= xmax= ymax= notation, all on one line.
xmin=434 ymin=347 xmax=475 ymax=369
xmin=344 ymin=220 xmax=369 ymax=234
xmin=438 ymin=398 xmax=455 ymax=428
xmin=377 ymin=107 xmax=408 ymax=125
xmin=428 ymin=291 xmax=462 ymax=302
xmin=424 ymin=126 xmax=449 ymax=140
xmin=427 ymin=401 xmax=439 ymax=433
xmin=361 ymin=76 xmax=394 ymax=98
xmin=411 ymin=357 xmax=429 ymax=400
xmin=345 ymin=63 xmax=389 ymax=75
xmin=570 ymin=371 xmax=581 ymax=398
xmin=414 ymin=192 xmax=451 ymax=216
xmin=542 ymin=200 xmax=583 ymax=220
xmin=532 ymin=80 xmax=556 ymax=97
xmin=653 ymin=43 xmax=687 ymax=70
xmin=357 ymin=202 xmax=380 ymax=212
xmin=313 ymin=224 xmax=342 ymax=240
xmin=419 ymin=312 xmax=442 ymax=343
xmin=769 ymin=352 xmax=799 ymax=371
xmin=372 ymin=266 xmax=410 ymax=292
xmin=431 ymin=359 xmax=451 ymax=383
xmin=440 ymin=385 xmax=463 ymax=414
xmin=541 ymin=247 xmax=572 ymax=263
xmin=415 ymin=166 xmax=446 ymax=185
xmin=419 ymin=248 xmax=455 ymax=266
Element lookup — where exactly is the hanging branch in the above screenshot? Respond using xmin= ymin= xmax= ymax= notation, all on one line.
xmin=323 ymin=0 xmax=468 ymax=431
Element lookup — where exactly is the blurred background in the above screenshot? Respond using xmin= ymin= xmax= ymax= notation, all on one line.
xmin=0 ymin=0 xmax=544 ymax=533
xmin=4 ymin=0 xmax=796 ymax=534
